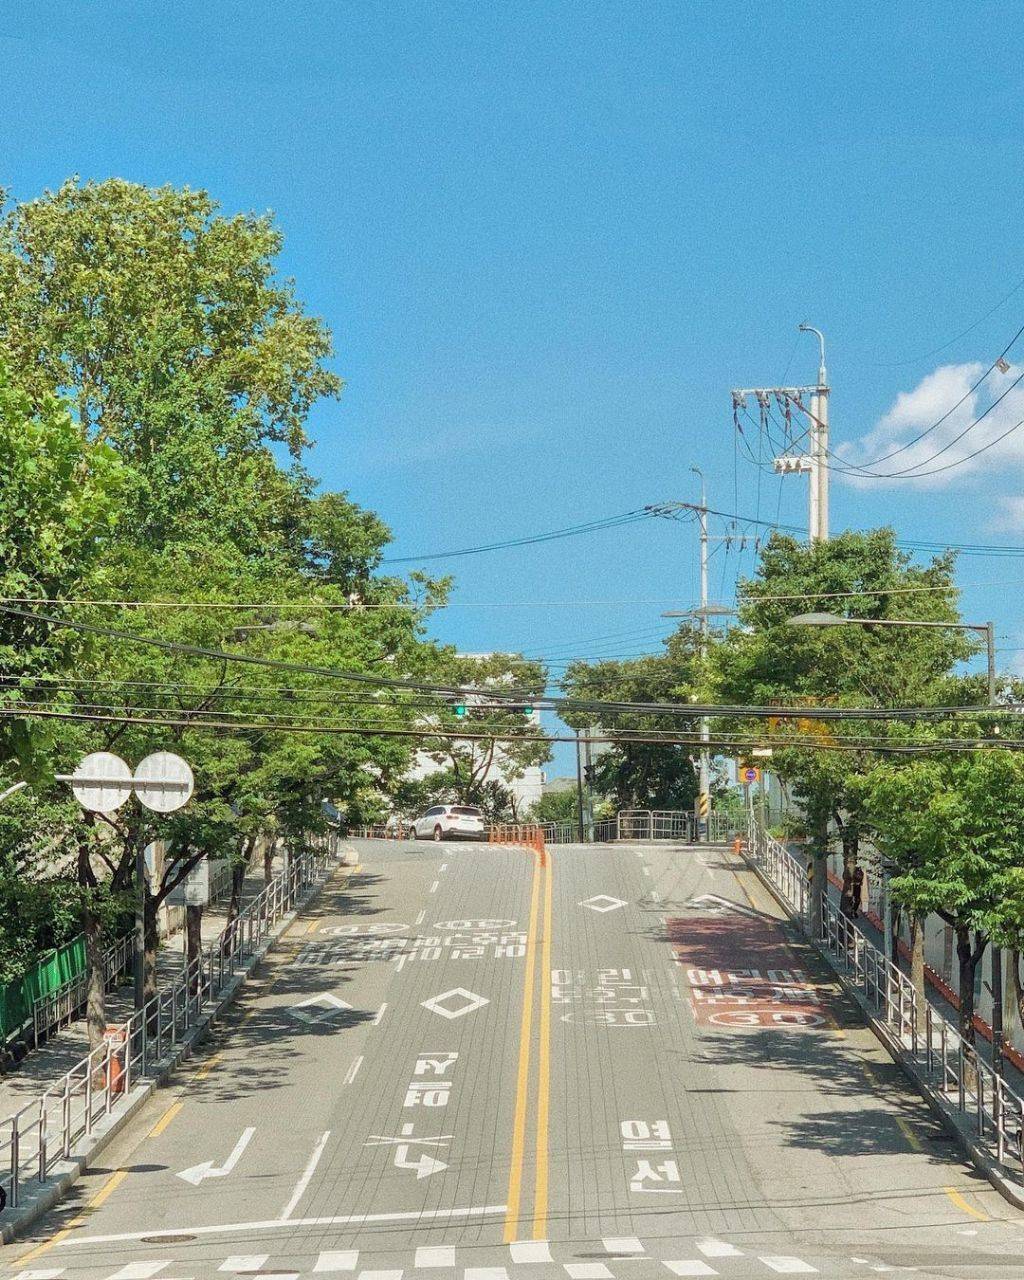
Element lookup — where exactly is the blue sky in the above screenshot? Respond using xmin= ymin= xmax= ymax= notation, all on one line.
xmin=3 ymin=2 xmax=1022 ymax=773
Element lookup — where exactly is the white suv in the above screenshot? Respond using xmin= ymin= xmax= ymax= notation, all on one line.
xmin=409 ymin=805 xmax=486 ymax=842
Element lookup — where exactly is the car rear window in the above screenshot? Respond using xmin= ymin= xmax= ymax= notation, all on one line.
xmin=451 ymin=806 xmax=483 ymax=816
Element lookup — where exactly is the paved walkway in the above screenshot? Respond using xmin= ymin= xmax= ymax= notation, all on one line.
xmin=0 ymin=857 xmax=280 ymax=1119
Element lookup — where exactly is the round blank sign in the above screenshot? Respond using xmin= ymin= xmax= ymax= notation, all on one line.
xmin=71 ymin=752 xmax=132 ymax=813
xmin=133 ymin=751 xmax=194 ymax=813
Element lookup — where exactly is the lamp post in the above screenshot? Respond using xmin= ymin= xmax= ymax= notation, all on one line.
xmin=786 ymin=608 xmax=1002 ymax=1066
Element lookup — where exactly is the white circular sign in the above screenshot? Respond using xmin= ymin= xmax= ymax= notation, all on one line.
xmin=133 ymin=751 xmax=194 ymax=813
xmin=71 ymin=752 xmax=132 ymax=813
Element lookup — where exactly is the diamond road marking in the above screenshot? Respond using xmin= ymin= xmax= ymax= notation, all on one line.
xmin=287 ymin=993 xmax=354 ymax=1025
xmin=602 ymin=1237 xmax=644 ymax=1255
xmin=696 ymin=1241 xmax=742 ymax=1259
xmin=510 ymin=1242 xmax=552 ymax=1264
xmin=314 ymin=1255 xmax=359 ymax=1273
xmin=420 ymin=987 xmax=490 ymax=1019
xmin=664 ymin=1266 xmax=718 ymax=1278
xmin=760 ymin=1261 xmax=818 ymax=1275
xmin=414 ymin=1248 xmax=456 ymax=1269
xmin=220 ymin=1261 xmax=269 ymax=1275
xmin=580 ymin=895 xmax=628 ymax=913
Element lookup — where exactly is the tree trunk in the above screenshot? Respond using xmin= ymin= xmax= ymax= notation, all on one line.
xmin=955 ymin=925 xmax=987 ymax=1048
xmin=1013 ymin=950 xmax=1024 ymax=1040
xmin=82 ymin=897 xmax=107 ymax=1051
xmin=226 ymin=856 xmax=247 ymax=927
xmin=808 ymin=815 xmax=828 ymax=938
xmin=264 ymin=842 xmax=274 ymax=884
xmin=841 ymin=822 xmax=858 ymax=873
xmin=909 ymin=912 xmax=927 ymax=1037
xmin=143 ymin=890 xmax=159 ymax=1004
xmin=185 ymin=903 xmax=203 ymax=966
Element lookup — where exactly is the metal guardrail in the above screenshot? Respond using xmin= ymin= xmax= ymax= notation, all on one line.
xmin=745 ymin=816 xmax=1024 ymax=1185
xmin=0 ymin=831 xmax=340 ymax=1211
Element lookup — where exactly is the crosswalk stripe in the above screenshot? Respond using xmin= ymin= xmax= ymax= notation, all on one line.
xmin=219 ymin=1259 xmax=269 ymax=1274
xmin=106 ymin=1266 xmax=169 ymax=1280
xmin=465 ymin=1270 xmax=510 ymax=1280
xmin=696 ymin=1241 xmax=743 ymax=1259
xmin=12 ymin=1271 xmax=65 ymax=1280
xmin=315 ymin=1253 xmax=360 ymax=1272
xmin=564 ymin=1265 xmax=613 ymax=1279
xmin=663 ymin=1265 xmax=718 ymax=1277
xmin=414 ymin=1248 xmax=456 ymax=1268
xmin=509 ymin=1242 xmax=552 ymax=1264
xmin=602 ymin=1237 xmax=644 ymax=1255
xmin=356 ymin=1273 xmax=403 ymax=1280
xmin=759 ymin=1261 xmax=818 ymax=1275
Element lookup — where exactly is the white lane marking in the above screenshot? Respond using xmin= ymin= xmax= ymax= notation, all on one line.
xmin=219 ymin=1260 xmax=268 ymax=1275
xmin=395 ymin=954 xmax=408 ymax=972
xmin=429 ymin=880 xmax=440 ymax=893
xmin=697 ymin=1241 xmax=743 ymax=1259
xmin=565 ymin=1266 xmax=614 ymax=1279
xmin=415 ymin=909 xmax=426 ymax=925
xmin=440 ymin=863 xmax=448 ymax=871
xmin=65 ymin=1204 xmax=510 ymax=1245
xmin=603 ymin=1238 xmax=644 ymax=1255
xmin=663 ymin=1266 xmax=717 ymax=1277
xmin=279 ymin=1130 xmax=330 ymax=1220
xmin=355 ymin=1273 xmax=401 ymax=1280
xmin=12 ymin=1272 xmax=65 ymax=1280
xmin=642 ymin=867 xmax=651 ymax=877
xmin=176 ymin=1126 xmax=255 ymax=1185
xmin=650 ymin=891 xmax=662 ymax=903
xmin=108 ymin=1268 xmax=170 ymax=1280
xmin=314 ymin=1252 xmax=359 ymax=1272
xmin=373 ymin=1003 xmax=387 ymax=1025
xmin=760 ymin=1262 xmax=818 ymax=1275
xmin=509 ymin=1241 xmax=552 ymax=1264
xmin=580 ymin=895 xmax=627 ymax=913
xmin=344 ymin=1056 xmax=364 ymax=1085
xmin=414 ymin=1247 xmax=456 ymax=1268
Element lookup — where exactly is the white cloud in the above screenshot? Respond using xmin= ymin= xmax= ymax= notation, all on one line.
xmin=988 ymin=494 xmax=1024 ymax=534
xmin=836 ymin=360 xmax=1024 ymax=488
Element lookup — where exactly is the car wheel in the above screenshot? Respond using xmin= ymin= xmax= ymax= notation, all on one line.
xmin=433 ymin=825 xmax=444 ymax=842
xmin=409 ymin=826 xmax=418 ymax=840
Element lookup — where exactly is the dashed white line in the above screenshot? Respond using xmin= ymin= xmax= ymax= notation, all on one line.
xmin=509 ymin=1242 xmax=552 ymax=1264
xmin=112 ymin=1267 xmax=171 ymax=1280
xmin=415 ymin=909 xmax=426 ymax=925
xmin=219 ymin=1260 xmax=269 ymax=1275
xmin=696 ymin=1241 xmax=743 ymax=1259
xmin=429 ymin=880 xmax=440 ymax=893
xmin=760 ymin=1261 xmax=818 ymax=1275
xmin=279 ymin=1130 xmax=331 ymax=1221
xmin=415 ymin=1247 xmax=457 ymax=1268
xmin=603 ymin=1238 xmax=644 ymax=1256
xmin=440 ymin=863 xmax=448 ymax=871
xmin=664 ymin=1265 xmax=716 ymax=1278
xmin=344 ymin=1057 xmax=364 ymax=1086
xmin=395 ymin=954 xmax=408 ymax=973
xmin=314 ymin=1251 xmax=359 ymax=1272
xmin=372 ymin=1003 xmax=387 ymax=1026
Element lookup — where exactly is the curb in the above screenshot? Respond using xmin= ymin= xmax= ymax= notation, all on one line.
xmin=0 ymin=860 xmax=344 ymax=1244
xmin=735 ymin=846 xmax=1024 ymax=1213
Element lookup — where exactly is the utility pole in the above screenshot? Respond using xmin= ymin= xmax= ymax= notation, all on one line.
xmin=574 ymin=728 xmax=587 ymax=843
xmin=693 ymin=466 xmax=710 ymax=842
xmin=731 ymin=323 xmax=830 ymax=543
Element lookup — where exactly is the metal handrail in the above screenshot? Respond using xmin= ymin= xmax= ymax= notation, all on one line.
xmin=0 ymin=831 xmax=340 ymax=1210
xmin=745 ymin=815 xmax=1024 ymax=1184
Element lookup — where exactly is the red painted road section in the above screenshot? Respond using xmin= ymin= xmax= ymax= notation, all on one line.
xmin=670 ymin=914 xmax=826 ymax=1029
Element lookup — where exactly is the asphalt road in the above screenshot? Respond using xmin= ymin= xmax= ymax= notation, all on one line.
xmin=3 ymin=838 xmax=1022 ymax=1279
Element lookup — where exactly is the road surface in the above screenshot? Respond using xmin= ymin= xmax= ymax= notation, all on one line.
xmin=3 ymin=838 xmax=1021 ymax=1278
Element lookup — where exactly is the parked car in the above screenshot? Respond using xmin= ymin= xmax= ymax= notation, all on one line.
xmin=409 ymin=804 xmax=486 ymax=841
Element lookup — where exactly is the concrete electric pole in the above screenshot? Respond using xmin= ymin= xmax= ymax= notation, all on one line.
xmin=731 ymin=323 xmax=830 ymax=543
xmin=693 ymin=466 xmax=710 ymax=841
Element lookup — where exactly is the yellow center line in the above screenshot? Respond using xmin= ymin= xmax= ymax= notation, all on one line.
xmin=503 ymin=849 xmax=543 ymax=1243
xmin=147 ymin=1100 xmax=183 ymax=1138
xmin=13 ymin=1167 xmax=128 ymax=1263
xmin=532 ymin=855 xmax=554 ymax=1239
xmin=894 ymin=1115 xmax=923 ymax=1152
xmin=944 ymin=1184 xmax=991 ymax=1221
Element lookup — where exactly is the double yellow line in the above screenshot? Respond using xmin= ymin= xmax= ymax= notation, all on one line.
xmin=504 ymin=848 xmax=553 ymax=1242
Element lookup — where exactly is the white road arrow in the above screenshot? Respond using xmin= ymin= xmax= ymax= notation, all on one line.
xmin=176 ymin=1126 xmax=255 ymax=1185
xmin=395 ymin=1145 xmax=448 ymax=1179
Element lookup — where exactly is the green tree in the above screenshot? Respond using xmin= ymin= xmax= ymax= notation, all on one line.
xmin=714 ymin=529 xmax=973 ymax=929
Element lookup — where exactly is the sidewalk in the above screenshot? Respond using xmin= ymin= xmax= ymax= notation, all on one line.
xmin=0 ymin=855 xmax=280 ymax=1122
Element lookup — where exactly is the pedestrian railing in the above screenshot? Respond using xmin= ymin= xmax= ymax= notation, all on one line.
xmin=31 ymin=934 xmax=134 ymax=1049
xmin=0 ymin=831 xmax=340 ymax=1212
xmin=745 ymin=816 xmax=1024 ymax=1186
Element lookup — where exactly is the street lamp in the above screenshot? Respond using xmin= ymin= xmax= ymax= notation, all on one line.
xmin=785 ymin=612 xmax=996 ymax=708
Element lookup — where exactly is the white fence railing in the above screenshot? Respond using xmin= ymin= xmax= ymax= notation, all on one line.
xmin=31 ymin=934 xmax=134 ymax=1049
xmin=0 ymin=831 xmax=340 ymax=1212
xmin=745 ymin=816 xmax=1024 ymax=1185
xmin=353 ymin=810 xmax=739 ymax=845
